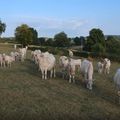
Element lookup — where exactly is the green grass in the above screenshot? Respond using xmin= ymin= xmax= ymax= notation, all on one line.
xmin=0 ymin=44 xmax=120 ymax=120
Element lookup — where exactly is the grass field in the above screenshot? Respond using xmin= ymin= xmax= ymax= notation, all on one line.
xmin=0 ymin=43 xmax=120 ymax=120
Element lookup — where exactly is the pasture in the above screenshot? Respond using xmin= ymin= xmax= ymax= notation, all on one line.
xmin=0 ymin=43 xmax=120 ymax=120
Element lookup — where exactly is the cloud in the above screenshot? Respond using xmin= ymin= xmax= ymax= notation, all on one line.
xmin=7 ymin=16 xmax=88 ymax=29
xmin=31 ymin=18 xmax=87 ymax=30
xmin=2 ymin=16 xmax=89 ymax=37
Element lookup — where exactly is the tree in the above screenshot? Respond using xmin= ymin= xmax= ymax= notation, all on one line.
xmin=74 ymin=36 xmax=85 ymax=46
xmin=15 ymin=24 xmax=33 ymax=46
xmin=91 ymin=43 xmax=106 ymax=53
xmin=74 ymin=37 xmax=80 ymax=45
xmin=85 ymin=28 xmax=106 ymax=52
xmin=38 ymin=37 xmax=46 ymax=45
xmin=106 ymin=36 xmax=120 ymax=54
xmin=29 ymin=27 xmax=38 ymax=45
xmin=80 ymin=36 xmax=85 ymax=46
xmin=45 ymin=38 xmax=53 ymax=46
xmin=0 ymin=20 xmax=6 ymax=37
xmin=54 ymin=32 xmax=70 ymax=47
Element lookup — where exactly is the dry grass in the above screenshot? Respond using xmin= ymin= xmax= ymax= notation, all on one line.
xmin=0 ymin=44 xmax=120 ymax=120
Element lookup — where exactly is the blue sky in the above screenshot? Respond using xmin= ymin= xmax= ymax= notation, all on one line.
xmin=0 ymin=0 xmax=120 ymax=37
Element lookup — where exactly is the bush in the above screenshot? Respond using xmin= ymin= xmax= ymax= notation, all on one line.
xmin=91 ymin=43 xmax=106 ymax=54
xmin=73 ymin=51 xmax=90 ymax=58
xmin=29 ymin=45 xmax=120 ymax=62
xmin=29 ymin=46 xmax=68 ymax=56
xmin=73 ymin=50 xmax=120 ymax=62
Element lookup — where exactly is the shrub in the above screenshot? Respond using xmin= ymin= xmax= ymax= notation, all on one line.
xmin=73 ymin=51 xmax=90 ymax=58
xmin=29 ymin=46 xmax=68 ymax=56
xmin=91 ymin=43 xmax=106 ymax=54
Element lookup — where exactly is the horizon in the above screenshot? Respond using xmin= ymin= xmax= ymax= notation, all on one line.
xmin=1 ymin=34 xmax=120 ymax=39
xmin=1 ymin=0 xmax=120 ymax=37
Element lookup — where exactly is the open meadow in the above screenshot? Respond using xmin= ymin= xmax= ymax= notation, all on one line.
xmin=0 ymin=43 xmax=120 ymax=120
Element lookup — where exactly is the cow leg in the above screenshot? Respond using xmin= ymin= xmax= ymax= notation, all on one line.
xmin=41 ymin=70 xmax=44 ymax=79
xmin=45 ymin=69 xmax=47 ymax=80
xmin=107 ymin=68 xmax=110 ymax=74
xmin=69 ymin=75 xmax=72 ymax=83
xmin=100 ymin=69 xmax=102 ymax=74
xmin=53 ymin=68 xmax=56 ymax=78
xmin=73 ymin=75 xmax=75 ymax=83
xmin=50 ymin=70 xmax=53 ymax=78
xmin=87 ymin=80 xmax=93 ymax=90
xmin=89 ymin=83 xmax=92 ymax=90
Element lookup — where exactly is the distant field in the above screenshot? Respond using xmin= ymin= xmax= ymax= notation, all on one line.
xmin=0 ymin=43 xmax=120 ymax=120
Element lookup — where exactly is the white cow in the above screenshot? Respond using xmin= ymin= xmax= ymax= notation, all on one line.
xmin=81 ymin=59 xmax=93 ymax=90
xmin=70 ymin=58 xmax=81 ymax=72
xmin=31 ymin=49 xmax=41 ymax=63
xmin=68 ymin=49 xmax=73 ymax=57
xmin=114 ymin=68 xmax=120 ymax=91
xmin=68 ymin=58 xmax=82 ymax=83
xmin=59 ymin=56 xmax=81 ymax=82
xmin=59 ymin=56 xmax=69 ymax=79
xmin=10 ymin=51 xmax=20 ymax=61
xmin=114 ymin=68 xmax=120 ymax=103
xmin=97 ymin=61 xmax=104 ymax=74
xmin=59 ymin=56 xmax=68 ymax=67
xmin=3 ymin=55 xmax=15 ymax=67
xmin=103 ymin=58 xmax=111 ymax=74
xmin=19 ymin=46 xmax=28 ymax=61
xmin=67 ymin=59 xmax=76 ymax=83
xmin=37 ymin=53 xmax=56 ymax=80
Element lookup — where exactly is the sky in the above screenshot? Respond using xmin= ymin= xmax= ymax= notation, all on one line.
xmin=0 ymin=0 xmax=120 ymax=37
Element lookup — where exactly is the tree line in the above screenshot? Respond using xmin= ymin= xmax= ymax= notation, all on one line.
xmin=0 ymin=19 xmax=120 ymax=55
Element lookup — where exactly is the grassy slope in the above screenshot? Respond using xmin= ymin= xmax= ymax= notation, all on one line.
xmin=0 ymin=44 xmax=120 ymax=120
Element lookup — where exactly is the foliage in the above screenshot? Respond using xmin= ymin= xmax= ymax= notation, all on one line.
xmin=73 ymin=51 xmax=90 ymax=58
xmin=106 ymin=36 xmax=120 ymax=54
xmin=73 ymin=36 xmax=85 ymax=46
xmin=91 ymin=43 xmax=106 ymax=54
xmin=45 ymin=38 xmax=54 ymax=46
xmin=73 ymin=50 xmax=120 ymax=62
xmin=73 ymin=37 xmax=81 ymax=45
xmin=29 ymin=27 xmax=38 ymax=45
xmin=0 ymin=37 xmax=15 ymax=43
xmin=38 ymin=37 xmax=46 ymax=45
xmin=80 ymin=36 xmax=85 ymax=45
xmin=0 ymin=20 xmax=6 ymax=37
xmin=54 ymin=31 xmax=70 ymax=47
xmin=29 ymin=45 xmax=68 ymax=56
xmin=15 ymin=24 xmax=34 ymax=46
xmin=85 ymin=28 xmax=106 ymax=52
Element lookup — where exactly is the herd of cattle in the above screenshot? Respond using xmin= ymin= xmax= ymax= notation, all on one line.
xmin=0 ymin=46 xmax=120 ymax=99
